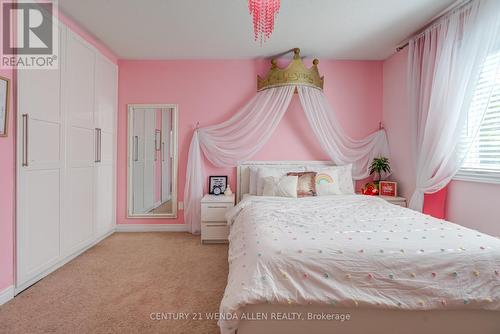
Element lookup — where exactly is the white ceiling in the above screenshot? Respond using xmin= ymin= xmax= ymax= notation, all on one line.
xmin=58 ymin=0 xmax=457 ymax=60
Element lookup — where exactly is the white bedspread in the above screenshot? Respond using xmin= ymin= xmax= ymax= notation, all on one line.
xmin=219 ymin=195 xmax=500 ymax=334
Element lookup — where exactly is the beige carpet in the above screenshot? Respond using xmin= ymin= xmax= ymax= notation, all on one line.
xmin=0 ymin=233 xmax=228 ymax=334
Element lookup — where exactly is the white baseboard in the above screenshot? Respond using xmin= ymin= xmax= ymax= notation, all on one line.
xmin=115 ymin=224 xmax=188 ymax=232
xmin=0 ymin=285 xmax=14 ymax=306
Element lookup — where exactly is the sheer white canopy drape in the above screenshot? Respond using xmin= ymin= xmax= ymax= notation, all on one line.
xmin=298 ymin=86 xmax=389 ymax=179
xmin=408 ymin=0 xmax=500 ymax=211
xmin=185 ymin=85 xmax=389 ymax=234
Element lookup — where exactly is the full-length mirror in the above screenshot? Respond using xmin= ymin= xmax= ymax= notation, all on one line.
xmin=128 ymin=104 xmax=178 ymax=218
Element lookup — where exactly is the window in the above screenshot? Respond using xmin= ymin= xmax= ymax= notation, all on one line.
xmin=456 ymin=50 xmax=500 ymax=183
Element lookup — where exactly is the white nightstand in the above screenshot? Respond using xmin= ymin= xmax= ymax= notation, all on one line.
xmin=357 ymin=193 xmax=407 ymax=207
xmin=201 ymin=194 xmax=235 ymax=244
xmin=379 ymin=195 xmax=407 ymax=207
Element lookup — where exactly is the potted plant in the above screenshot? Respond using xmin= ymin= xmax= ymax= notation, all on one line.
xmin=369 ymin=156 xmax=391 ymax=184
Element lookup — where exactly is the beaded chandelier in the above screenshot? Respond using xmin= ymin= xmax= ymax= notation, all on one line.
xmin=248 ymin=0 xmax=280 ymax=43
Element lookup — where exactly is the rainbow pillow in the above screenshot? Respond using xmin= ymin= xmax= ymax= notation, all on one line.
xmin=315 ymin=170 xmax=341 ymax=196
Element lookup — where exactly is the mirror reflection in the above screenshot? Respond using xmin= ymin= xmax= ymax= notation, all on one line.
xmin=128 ymin=104 xmax=178 ymax=217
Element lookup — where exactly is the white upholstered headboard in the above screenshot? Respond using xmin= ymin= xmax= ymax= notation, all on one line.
xmin=236 ymin=160 xmax=336 ymax=203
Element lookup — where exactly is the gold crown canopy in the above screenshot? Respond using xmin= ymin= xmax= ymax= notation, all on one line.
xmin=257 ymin=48 xmax=324 ymax=92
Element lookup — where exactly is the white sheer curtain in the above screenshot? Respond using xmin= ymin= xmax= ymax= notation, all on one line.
xmin=298 ymin=86 xmax=390 ymax=179
xmin=408 ymin=0 xmax=500 ymax=211
xmin=184 ymin=86 xmax=295 ymax=233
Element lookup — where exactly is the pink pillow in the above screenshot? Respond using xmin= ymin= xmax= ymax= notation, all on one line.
xmin=286 ymin=172 xmax=317 ymax=197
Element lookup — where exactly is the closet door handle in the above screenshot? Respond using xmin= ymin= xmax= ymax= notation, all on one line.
xmin=98 ymin=128 xmax=102 ymax=162
xmin=22 ymin=114 xmax=28 ymax=167
xmin=95 ymin=128 xmax=101 ymax=163
xmin=162 ymin=142 xmax=165 ymax=161
xmin=133 ymin=136 xmax=139 ymax=162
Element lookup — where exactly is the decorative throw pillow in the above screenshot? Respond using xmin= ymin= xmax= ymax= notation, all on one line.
xmin=307 ymin=164 xmax=354 ymax=194
xmin=286 ymin=172 xmax=317 ymax=197
xmin=256 ymin=167 xmax=305 ymax=196
xmin=335 ymin=164 xmax=355 ymax=194
xmin=315 ymin=169 xmax=342 ymax=196
xmin=262 ymin=176 xmax=298 ymax=198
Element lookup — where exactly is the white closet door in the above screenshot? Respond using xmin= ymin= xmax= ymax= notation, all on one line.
xmin=63 ymin=30 xmax=96 ymax=255
xmin=143 ymin=109 xmax=156 ymax=212
xmin=132 ymin=109 xmax=145 ymax=214
xmin=94 ymin=55 xmax=117 ymax=237
xmin=16 ymin=26 xmax=65 ymax=290
xmin=161 ymin=109 xmax=171 ymax=202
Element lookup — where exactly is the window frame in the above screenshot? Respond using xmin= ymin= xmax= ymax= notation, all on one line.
xmin=455 ymin=50 xmax=500 ymax=184
xmin=454 ymin=168 xmax=500 ymax=184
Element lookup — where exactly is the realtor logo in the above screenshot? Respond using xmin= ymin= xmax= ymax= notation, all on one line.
xmin=1 ymin=0 xmax=58 ymax=69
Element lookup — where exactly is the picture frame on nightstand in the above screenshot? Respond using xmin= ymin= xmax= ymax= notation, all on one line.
xmin=208 ymin=175 xmax=228 ymax=195
xmin=379 ymin=181 xmax=397 ymax=197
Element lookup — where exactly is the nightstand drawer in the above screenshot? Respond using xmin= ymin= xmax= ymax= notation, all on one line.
xmin=201 ymin=203 xmax=232 ymax=221
xmin=201 ymin=223 xmax=229 ymax=242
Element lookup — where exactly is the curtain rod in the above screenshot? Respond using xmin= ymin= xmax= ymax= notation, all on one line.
xmin=396 ymin=42 xmax=409 ymax=52
xmin=395 ymin=0 xmax=471 ymax=52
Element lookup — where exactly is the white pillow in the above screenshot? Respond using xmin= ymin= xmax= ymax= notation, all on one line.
xmin=315 ymin=169 xmax=342 ymax=196
xmin=256 ymin=167 xmax=305 ymax=196
xmin=262 ymin=176 xmax=298 ymax=198
xmin=307 ymin=164 xmax=354 ymax=194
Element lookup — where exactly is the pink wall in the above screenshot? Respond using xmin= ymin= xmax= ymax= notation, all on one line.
xmin=0 ymin=68 xmax=15 ymax=292
xmin=446 ymin=181 xmax=500 ymax=237
xmin=117 ymin=59 xmax=383 ymax=225
xmin=382 ymin=49 xmax=414 ymax=199
xmin=0 ymin=9 xmax=117 ymax=292
xmin=382 ymin=49 xmax=500 ymax=233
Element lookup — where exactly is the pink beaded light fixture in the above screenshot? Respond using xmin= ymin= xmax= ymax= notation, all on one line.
xmin=248 ymin=0 xmax=280 ymax=43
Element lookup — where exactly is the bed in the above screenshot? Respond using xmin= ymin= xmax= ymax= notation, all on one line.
xmin=218 ymin=161 xmax=500 ymax=334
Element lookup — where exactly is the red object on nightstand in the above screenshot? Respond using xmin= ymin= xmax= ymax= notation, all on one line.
xmin=361 ymin=182 xmax=379 ymax=196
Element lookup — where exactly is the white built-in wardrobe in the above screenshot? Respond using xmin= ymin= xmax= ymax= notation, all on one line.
xmin=16 ymin=22 xmax=118 ymax=293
